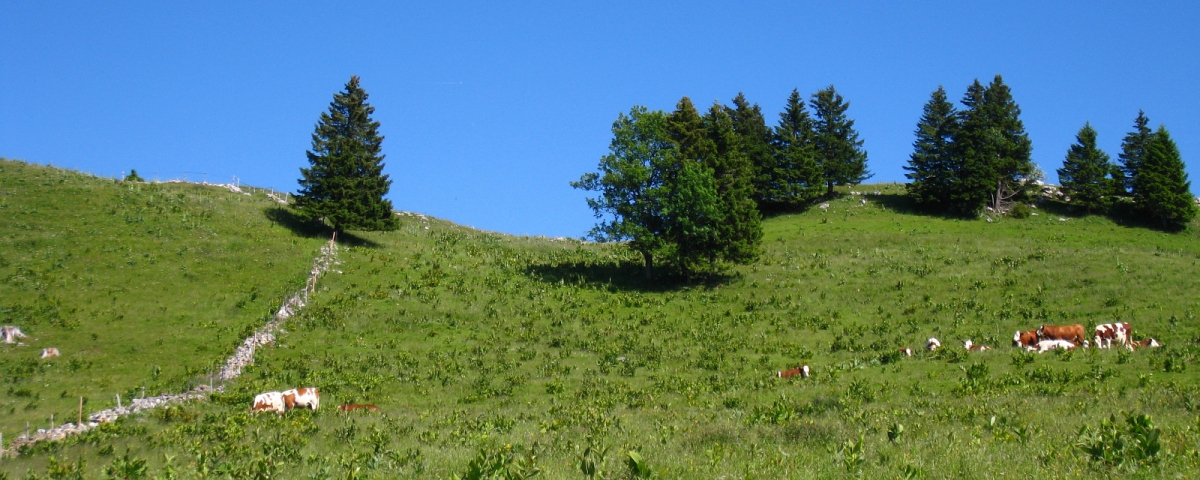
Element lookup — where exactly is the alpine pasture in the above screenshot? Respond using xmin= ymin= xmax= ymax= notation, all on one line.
xmin=4 ymin=162 xmax=1200 ymax=478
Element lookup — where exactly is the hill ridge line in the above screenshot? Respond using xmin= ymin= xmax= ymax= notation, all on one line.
xmin=1 ymin=237 xmax=340 ymax=456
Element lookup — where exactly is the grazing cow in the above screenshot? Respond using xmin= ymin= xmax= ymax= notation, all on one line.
xmin=777 ymin=365 xmax=810 ymax=379
xmin=1013 ymin=330 xmax=1038 ymax=348
xmin=1037 ymin=324 xmax=1086 ymax=344
xmin=1093 ymin=323 xmax=1131 ymax=349
xmin=40 ymin=347 xmax=60 ymax=359
xmin=1132 ymin=338 xmax=1161 ymax=349
xmin=252 ymin=392 xmax=287 ymax=414
xmin=926 ymin=338 xmax=941 ymax=351
xmin=899 ymin=348 xmax=913 ymax=357
xmin=338 ymin=403 xmax=381 ymax=412
xmin=2 ymin=326 xmax=28 ymax=344
xmin=1026 ymin=339 xmax=1076 ymax=353
xmin=963 ymin=340 xmax=991 ymax=351
xmin=281 ymin=387 xmax=320 ymax=410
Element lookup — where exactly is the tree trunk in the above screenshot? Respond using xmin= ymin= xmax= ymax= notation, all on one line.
xmin=641 ymin=250 xmax=654 ymax=280
xmin=827 ymin=180 xmax=835 ymax=196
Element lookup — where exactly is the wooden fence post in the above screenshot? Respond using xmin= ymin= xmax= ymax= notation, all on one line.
xmin=116 ymin=394 xmax=121 ymax=409
xmin=78 ymin=396 xmax=83 ymax=426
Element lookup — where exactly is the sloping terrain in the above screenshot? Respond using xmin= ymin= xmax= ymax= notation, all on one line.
xmin=0 ymin=160 xmax=329 ymax=448
xmin=4 ymin=171 xmax=1200 ymax=478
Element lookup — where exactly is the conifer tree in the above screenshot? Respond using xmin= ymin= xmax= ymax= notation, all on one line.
xmin=951 ymin=76 xmax=1033 ymax=214
xmin=904 ymin=86 xmax=958 ymax=209
xmin=666 ymin=97 xmax=713 ymax=164
xmin=769 ymin=90 xmax=824 ymax=207
xmin=726 ymin=93 xmax=778 ymax=209
xmin=810 ymin=85 xmax=870 ymax=195
xmin=1118 ymin=110 xmax=1152 ymax=195
xmin=700 ymin=102 xmax=762 ymax=270
xmin=1133 ymin=127 xmax=1196 ymax=230
xmin=1057 ymin=122 xmax=1115 ymax=213
xmin=296 ymin=76 xmax=397 ymax=235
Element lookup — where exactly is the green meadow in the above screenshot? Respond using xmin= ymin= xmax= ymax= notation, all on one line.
xmin=4 ymin=162 xmax=1200 ymax=478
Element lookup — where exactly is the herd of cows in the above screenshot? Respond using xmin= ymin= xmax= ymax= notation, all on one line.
xmin=250 ymin=387 xmax=381 ymax=415
xmin=776 ymin=322 xmax=1161 ymax=379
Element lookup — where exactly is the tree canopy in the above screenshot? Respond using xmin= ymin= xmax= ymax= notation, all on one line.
xmin=296 ymin=76 xmax=397 ymax=235
xmin=1057 ymin=122 xmax=1116 ymax=213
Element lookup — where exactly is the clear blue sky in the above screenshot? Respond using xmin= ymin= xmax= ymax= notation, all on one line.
xmin=3 ymin=2 xmax=1197 ymax=237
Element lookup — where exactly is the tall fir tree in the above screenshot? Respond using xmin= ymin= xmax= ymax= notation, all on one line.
xmin=1057 ymin=122 xmax=1115 ymax=213
xmin=810 ymin=85 xmax=870 ymax=195
xmin=1118 ymin=110 xmax=1152 ymax=195
xmin=666 ymin=97 xmax=714 ymax=164
xmin=297 ymin=76 xmax=397 ymax=235
xmin=1133 ymin=126 xmax=1196 ymax=230
xmin=904 ymin=86 xmax=959 ymax=209
xmin=701 ymin=102 xmax=762 ymax=270
xmin=725 ymin=93 xmax=779 ymax=209
xmin=951 ymin=76 xmax=1033 ymax=214
xmin=769 ymin=89 xmax=824 ymax=207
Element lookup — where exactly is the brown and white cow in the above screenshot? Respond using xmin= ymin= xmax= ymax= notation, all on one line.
xmin=1037 ymin=324 xmax=1086 ymax=344
xmin=1013 ymin=330 xmax=1039 ymax=348
xmin=338 ymin=403 xmax=381 ymax=412
xmin=40 ymin=347 xmax=60 ymax=359
xmin=926 ymin=338 xmax=941 ymax=351
xmin=777 ymin=365 xmax=810 ymax=379
xmin=1132 ymin=338 xmax=1161 ymax=349
xmin=963 ymin=340 xmax=991 ymax=351
xmin=252 ymin=391 xmax=287 ymax=414
xmin=2 ymin=326 xmax=28 ymax=344
xmin=899 ymin=348 xmax=913 ymax=357
xmin=1094 ymin=323 xmax=1131 ymax=349
xmin=281 ymin=387 xmax=320 ymax=410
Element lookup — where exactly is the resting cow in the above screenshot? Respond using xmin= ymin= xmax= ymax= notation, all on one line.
xmin=899 ymin=348 xmax=913 ymax=357
xmin=777 ymin=365 xmax=810 ymax=379
xmin=1026 ymin=339 xmax=1076 ymax=353
xmin=1132 ymin=338 xmax=1161 ymax=349
xmin=963 ymin=340 xmax=991 ymax=351
xmin=1012 ymin=330 xmax=1038 ymax=348
xmin=41 ymin=347 xmax=60 ymax=359
xmin=2 ymin=326 xmax=28 ymax=344
xmin=1094 ymin=323 xmax=1131 ymax=349
xmin=282 ymin=387 xmax=320 ymax=410
xmin=1037 ymin=324 xmax=1085 ymax=344
xmin=926 ymin=338 xmax=941 ymax=351
xmin=252 ymin=392 xmax=287 ymax=414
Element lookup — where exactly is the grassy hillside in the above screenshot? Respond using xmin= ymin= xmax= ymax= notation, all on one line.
xmin=5 ymin=173 xmax=1200 ymax=478
xmin=0 ymin=160 xmax=329 ymax=446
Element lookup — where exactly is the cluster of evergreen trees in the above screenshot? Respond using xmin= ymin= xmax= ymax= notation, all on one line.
xmin=904 ymin=75 xmax=1195 ymax=230
xmin=903 ymin=75 xmax=1036 ymax=216
xmin=574 ymin=87 xmax=869 ymax=278
xmin=1057 ymin=111 xmax=1196 ymax=229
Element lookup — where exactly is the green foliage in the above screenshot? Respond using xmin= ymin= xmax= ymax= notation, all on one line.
xmin=625 ymin=450 xmax=651 ymax=479
xmin=904 ymin=86 xmax=958 ymax=209
xmin=1075 ymin=412 xmax=1161 ymax=469
xmin=122 ymin=170 xmax=143 ymax=183
xmin=103 ymin=450 xmax=148 ymax=479
xmin=811 ymin=86 xmax=871 ymax=195
xmin=1118 ymin=110 xmax=1153 ymax=195
xmin=949 ymin=76 xmax=1034 ymax=215
xmin=296 ymin=76 xmax=398 ymax=234
xmin=765 ymin=90 xmax=824 ymax=207
xmin=1133 ymin=127 xmax=1196 ymax=230
xmin=1058 ymin=122 xmax=1116 ymax=213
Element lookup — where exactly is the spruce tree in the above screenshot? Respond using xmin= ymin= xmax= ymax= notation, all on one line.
xmin=951 ymin=76 xmax=1033 ymax=214
xmin=810 ymin=85 xmax=870 ymax=195
xmin=1133 ymin=126 xmax=1196 ymax=230
xmin=769 ymin=90 xmax=824 ymax=207
xmin=904 ymin=86 xmax=958 ymax=209
xmin=297 ymin=76 xmax=397 ymax=235
xmin=726 ymin=93 xmax=779 ymax=209
xmin=1057 ymin=123 xmax=1114 ymax=213
xmin=1118 ymin=110 xmax=1152 ymax=195
xmin=701 ymin=102 xmax=762 ymax=270
xmin=666 ymin=97 xmax=714 ymax=164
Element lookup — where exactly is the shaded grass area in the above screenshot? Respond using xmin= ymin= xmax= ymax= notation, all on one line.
xmin=0 ymin=160 xmax=328 ymax=444
xmin=5 ymin=178 xmax=1200 ymax=478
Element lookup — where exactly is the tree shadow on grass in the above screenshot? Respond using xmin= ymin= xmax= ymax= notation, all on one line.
xmin=523 ymin=260 xmax=738 ymax=293
xmin=263 ymin=207 xmax=381 ymax=248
